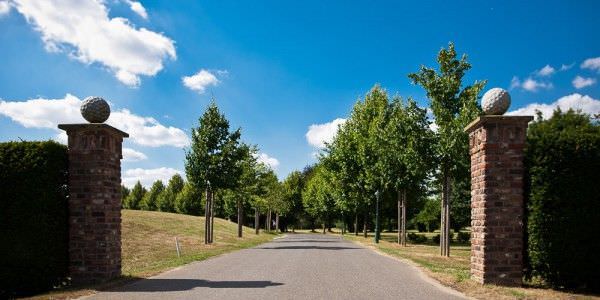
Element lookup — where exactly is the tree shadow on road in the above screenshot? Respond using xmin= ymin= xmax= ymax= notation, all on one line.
xmin=257 ymin=245 xmax=360 ymax=250
xmin=112 ymin=279 xmax=284 ymax=292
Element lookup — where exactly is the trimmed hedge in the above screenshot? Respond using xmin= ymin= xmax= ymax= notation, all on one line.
xmin=525 ymin=110 xmax=600 ymax=290
xmin=0 ymin=141 xmax=69 ymax=297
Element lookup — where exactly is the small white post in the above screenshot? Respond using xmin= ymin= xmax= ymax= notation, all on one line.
xmin=175 ymin=237 xmax=181 ymax=258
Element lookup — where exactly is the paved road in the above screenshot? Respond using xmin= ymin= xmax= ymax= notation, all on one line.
xmin=87 ymin=234 xmax=465 ymax=300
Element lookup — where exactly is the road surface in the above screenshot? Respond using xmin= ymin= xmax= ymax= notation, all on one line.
xmin=87 ymin=234 xmax=465 ymax=300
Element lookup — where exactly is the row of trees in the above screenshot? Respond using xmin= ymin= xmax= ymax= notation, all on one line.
xmin=277 ymin=43 xmax=485 ymax=256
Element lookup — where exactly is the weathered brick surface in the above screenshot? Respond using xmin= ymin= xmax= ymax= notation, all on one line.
xmin=465 ymin=116 xmax=532 ymax=286
xmin=59 ymin=124 xmax=128 ymax=284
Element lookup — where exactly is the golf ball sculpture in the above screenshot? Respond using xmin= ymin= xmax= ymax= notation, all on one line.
xmin=481 ymin=88 xmax=511 ymax=115
xmin=80 ymin=96 xmax=110 ymax=123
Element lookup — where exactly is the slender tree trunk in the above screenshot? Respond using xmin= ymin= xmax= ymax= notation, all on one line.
xmin=267 ymin=209 xmax=272 ymax=233
xmin=363 ymin=210 xmax=368 ymax=238
xmin=322 ymin=222 xmax=326 ymax=234
xmin=204 ymin=188 xmax=209 ymax=244
xmin=210 ymin=191 xmax=214 ymax=243
xmin=354 ymin=213 xmax=358 ymax=236
xmin=397 ymin=191 xmax=401 ymax=244
xmin=401 ymin=189 xmax=407 ymax=247
xmin=237 ymin=199 xmax=243 ymax=238
xmin=255 ymin=208 xmax=259 ymax=235
xmin=440 ymin=173 xmax=451 ymax=257
xmin=275 ymin=213 xmax=279 ymax=232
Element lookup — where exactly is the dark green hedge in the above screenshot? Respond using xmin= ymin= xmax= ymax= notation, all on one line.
xmin=525 ymin=110 xmax=600 ymax=291
xmin=0 ymin=141 xmax=69 ymax=297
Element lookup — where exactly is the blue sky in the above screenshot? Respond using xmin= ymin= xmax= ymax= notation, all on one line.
xmin=1 ymin=0 xmax=599 ymax=186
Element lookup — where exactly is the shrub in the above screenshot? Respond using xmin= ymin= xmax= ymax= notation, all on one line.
xmin=525 ymin=110 xmax=600 ymax=290
xmin=0 ymin=141 xmax=69 ymax=297
xmin=407 ymin=232 xmax=427 ymax=244
xmin=457 ymin=231 xmax=470 ymax=244
xmin=432 ymin=234 xmax=440 ymax=244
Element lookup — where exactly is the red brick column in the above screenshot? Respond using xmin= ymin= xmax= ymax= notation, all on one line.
xmin=465 ymin=115 xmax=532 ymax=286
xmin=58 ymin=123 xmax=128 ymax=284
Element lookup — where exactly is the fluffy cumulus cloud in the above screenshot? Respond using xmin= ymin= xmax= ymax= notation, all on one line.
xmin=254 ymin=152 xmax=280 ymax=169
xmin=572 ymin=76 xmax=597 ymax=89
xmin=510 ymin=76 xmax=552 ymax=92
xmin=536 ymin=64 xmax=555 ymax=77
xmin=581 ymin=57 xmax=600 ymax=72
xmin=507 ymin=93 xmax=600 ymax=119
xmin=126 ymin=0 xmax=147 ymax=19
xmin=122 ymin=167 xmax=182 ymax=187
xmin=305 ymin=118 xmax=346 ymax=148
xmin=0 ymin=94 xmax=189 ymax=147
xmin=11 ymin=0 xmax=175 ymax=86
xmin=0 ymin=1 xmax=10 ymax=15
xmin=182 ymin=69 xmax=221 ymax=94
xmin=122 ymin=148 xmax=148 ymax=162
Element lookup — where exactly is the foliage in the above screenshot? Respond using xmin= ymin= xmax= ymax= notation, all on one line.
xmin=525 ymin=109 xmax=600 ymax=290
xmin=456 ymin=232 xmax=470 ymax=244
xmin=140 ymin=180 xmax=165 ymax=211
xmin=175 ymin=182 xmax=204 ymax=216
xmin=157 ymin=174 xmax=185 ymax=212
xmin=185 ymin=101 xmax=245 ymax=192
xmin=302 ymin=165 xmax=337 ymax=226
xmin=413 ymin=197 xmax=440 ymax=232
xmin=0 ymin=141 xmax=68 ymax=296
xmin=124 ymin=181 xmax=146 ymax=210
xmin=407 ymin=233 xmax=427 ymax=244
xmin=121 ymin=185 xmax=130 ymax=205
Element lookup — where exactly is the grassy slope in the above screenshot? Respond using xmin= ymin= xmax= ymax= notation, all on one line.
xmin=32 ymin=210 xmax=275 ymax=299
xmin=343 ymin=231 xmax=598 ymax=300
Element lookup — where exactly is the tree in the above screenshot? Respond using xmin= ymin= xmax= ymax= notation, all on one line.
xmin=140 ymin=180 xmax=165 ymax=211
xmin=303 ymin=166 xmax=337 ymax=233
xmin=157 ymin=174 xmax=184 ymax=213
xmin=281 ymin=171 xmax=305 ymax=232
xmin=383 ymin=97 xmax=434 ymax=245
xmin=408 ymin=42 xmax=485 ymax=256
xmin=121 ymin=185 xmax=130 ymax=207
xmin=185 ymin=101 xmax=246 ymax=244
xmin=124 ymin=181 xmax=145 ymax=210
xmin=175 ymin=182 xmax=203 ymax=216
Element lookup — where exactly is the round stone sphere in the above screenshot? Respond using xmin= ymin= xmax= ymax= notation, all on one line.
xmin=80 ymin=96 xmax=110 ymax=123
xmin=481 ymin=88 xmax=511 ymax=115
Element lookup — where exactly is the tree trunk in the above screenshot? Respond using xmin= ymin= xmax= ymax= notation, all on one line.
xmin=210 ymin=191 xmax=214 ymax=243
xmin=204 ymin=188 xmax=210 ymax=244
xmin=401 ymin=189 xmax=407 ymax=247
xmin=440 ymin=173 xmax=451 ymax=257
xmin=267 ymin=209 xmax=272 ymax=233
xmin=354 ymin=213 xmax=358 ymax=236
xmin=397 ymin=191 xmax=401 ymax=244
xmin=322 ymin=222 xmax=326 ymax=234
xmin=275 ymin=213 xmax=279 ymax=232
xmin=237 ymin=199 xmax=243 ymax=238
xmin=255 ymin=208 xmax=259 ymax=235
xmin=363 ymin=210 xmax=368 ymax=238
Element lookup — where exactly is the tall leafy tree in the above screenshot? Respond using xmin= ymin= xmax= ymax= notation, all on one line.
xmin=124 ymin=181 xmax=146 ymax=210
xmin=303 ymin=166 xmax=337 ymax=233
xmin=281 ymin=171 xmax=306 ymax=232
xmin=157 ymin=174 xmax=185 ymax=212
xmin=175 ymin=182 xmax=203 ymax=216
xmin=141 ymin=180 xmax=165 ymax=211
xmin=408 ymin=42 xmax=485 ymax=256
xmin=185 ymin=101 xmax=246 ymax=243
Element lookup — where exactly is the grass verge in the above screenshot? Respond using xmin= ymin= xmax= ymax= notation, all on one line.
xmin=29 ymin=209 xmax=276 ymax=299
xmin=342 ymin=231 xmax=598 ymax=300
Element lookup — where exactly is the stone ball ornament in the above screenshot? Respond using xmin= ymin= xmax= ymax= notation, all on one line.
xmin=481 ymin=88 xmax=511 ymax=115
xmin=80 ymin=96 xmax=110 ymax=123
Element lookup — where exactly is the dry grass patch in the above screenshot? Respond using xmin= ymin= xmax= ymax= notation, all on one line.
xmin=343 ymin=232 xmax=598 ymax=300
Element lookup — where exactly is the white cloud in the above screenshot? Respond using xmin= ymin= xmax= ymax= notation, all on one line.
xmin=572 ymin=76 xmax=597 ymax=89
xmin=122 ymin=167 xmax=182 ymax=187
xmin=306 ymin=118 xmax=346 ymax=148
xmin=507 ymin=93 xmax=600 ymax=119
xmin=535 ymin=65 xmax=555 ymax=77
xmin=126 ymin=0 xmax=147 ymax=19
xmin=122 ymin=148 xmax=147 ymax=162
xmin=254 ymin=153 xmax=280 ymax=169
xmin=182 ymin=69 xmax=221 ymax=94
xmin=581 ymin=57 xmax=600 ymax=72
xmin=0 ymin=1 xmax=11 ymax=15
xmin=560 ymin=63 xmax=574 ymax=71
xmin=12 ymin=0 xmax=175 ymax=86
xmin=510 ymin=76 xmax=552 ymax=92
xmin=0 ymin=94 xmax=189 ymax=147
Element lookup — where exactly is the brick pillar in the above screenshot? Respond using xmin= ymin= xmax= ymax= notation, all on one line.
xmin=465 ymin=115 xmax=532 ymax=286
xmin=58 ymin=123 xmax=128 ymax=284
